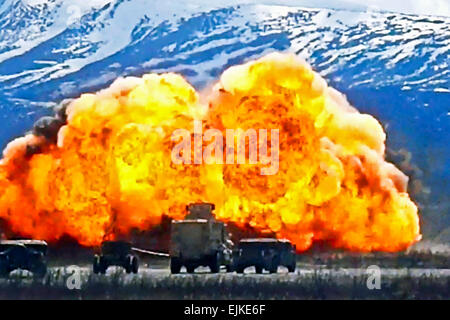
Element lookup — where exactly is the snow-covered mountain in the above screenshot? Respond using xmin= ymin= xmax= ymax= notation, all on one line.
xmin=0 ymin=0 xmax=448 ymax=235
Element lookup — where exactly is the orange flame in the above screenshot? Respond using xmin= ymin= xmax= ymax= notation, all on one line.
xmin=0 ymin=53 xmax=421 ymax=251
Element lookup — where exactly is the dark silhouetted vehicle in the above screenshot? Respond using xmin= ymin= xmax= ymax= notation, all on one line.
xmin=233 ymin=238 xmax=296 ymax=274
xmin=93 ymin=240 xmax=139 ymax=274
xmin=0 ymin=240 xmax=48 ymax=277
xmin=170 ymin=203 xmax=233 ymax=274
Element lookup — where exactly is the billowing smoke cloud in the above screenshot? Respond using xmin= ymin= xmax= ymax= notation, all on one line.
xmin=0 ymin=53 xmax=421 ymax=251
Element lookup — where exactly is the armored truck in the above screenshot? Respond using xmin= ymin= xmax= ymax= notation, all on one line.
xmin=93 ymin=240 xmax=139 ymax=274
xmin=233 ymin=238 xmax=296 ymax=274
xmin=169 ymin=203 xmax=233 ymax=274
xmin=0 ymin=240 xmax=48 ymax=277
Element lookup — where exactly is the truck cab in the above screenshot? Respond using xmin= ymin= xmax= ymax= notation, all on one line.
xmin=233 ymin=238 xmax=296 ymax=274
xmin=0 ymin=240 xmax=48 ymax=277
xmin=169 ymin=203 xmax=233 ymax=273
xmin=93 ymin=240 xmax=139 ymax=274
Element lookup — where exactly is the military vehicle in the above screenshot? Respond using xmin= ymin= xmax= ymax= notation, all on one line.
xmin=0 ymin=240 xmax=48 ymax=277
xmin=169 ymin=203 xmax=233 ymax=274
xmin=233 ymin=238 xmax=296 ymax=274
xmin=93 ymin=240 xmax=139 ymax=274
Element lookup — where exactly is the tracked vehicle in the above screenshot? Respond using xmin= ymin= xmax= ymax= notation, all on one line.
xmin=93 ymin=240 xmax=139 ymax=274
xmin=169 ymin=203 xmax=233 ymax=273
xmin=233 ymin=238 xmax=296 ymax=274
xmin=0 ymin=240 xmax=48 ymax=277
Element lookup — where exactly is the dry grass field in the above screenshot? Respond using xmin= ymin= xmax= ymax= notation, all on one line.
xmin=0 ymin=243 xmax=448 ymax=300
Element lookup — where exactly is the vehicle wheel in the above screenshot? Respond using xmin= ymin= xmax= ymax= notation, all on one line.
xmin=33 ymin=263 xmax=47 ymax=278
xmin=269 ymin=263 xmax=278 ymax=274
xmin=287 ymin=263 xmax=296 ymax=273
xmin=0 ymin=258 xmax=9 ymax=278
xmin=170 ymin=258 xmax=181 ymax=274
xmin=186 ymin=265 xmax=196 ymax=273
xmin=131 ymin=256 xmax=139 ymax=274
xmin=125 ymin=255 xmax=134 ymax=274
xmin=236 ymin=267 xmax=244 ymax=274
xmin=93 ymin=255 xmax=101 ymax=274
xmin=255 ymin=266 xmax=263 ymax=274
xmin=209 ymin=252 xmax=220 ymax=273
xmin=269 ymin=255 xmax=280 ymax=274
xmin=269 ymin=266 xmax=277 ymax=273
xmin=99 ymin=257 xmax=107 ymax=274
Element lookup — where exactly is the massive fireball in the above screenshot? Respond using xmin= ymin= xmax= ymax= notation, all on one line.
xmin=0 ymin=53 xmax=421 ymax=251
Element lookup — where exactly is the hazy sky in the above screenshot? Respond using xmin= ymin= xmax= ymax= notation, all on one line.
xmin=240 ymin=0 xmax=450 ymax=17
xmin=314 ymin=0 xmax=450 ymax=17
xmin=22 ymin=0 xmax=450 ymax=17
